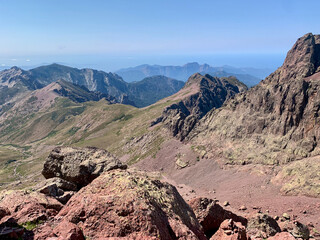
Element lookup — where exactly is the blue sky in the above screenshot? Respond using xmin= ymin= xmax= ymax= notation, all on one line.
xmin=0 ymin=0 xmax=319 ymax=71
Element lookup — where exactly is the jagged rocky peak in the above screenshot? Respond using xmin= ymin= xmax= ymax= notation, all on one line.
xmin=152 ymin=73 xmax=247 ymax=140
xmin=265 ymin=33 xmax=320 ymax=84
xmin=189 ymin=33 xmax=320 ymax=166
xmin=0 ymin=66 xmax=25 ymax=81
xmin=183 ymin=72 xmax=206 ymax=88
xmin=184 ymin=73 xmax=247 ymax=93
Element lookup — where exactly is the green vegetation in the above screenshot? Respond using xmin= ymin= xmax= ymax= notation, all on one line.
xmin=26 ymin=95 xmax=38 ymax=103
xmin=0 ymin=146 xmax=24 ymax=165
xmin=21 ymin=220 xmax=43 ymax=230
xmin=276 ymin=158 xmax=320 ymax=197
xmin=0 ymin=92 xmax=179 ymax=189
xmin=67 ymin=127 xmax=81 ymax=135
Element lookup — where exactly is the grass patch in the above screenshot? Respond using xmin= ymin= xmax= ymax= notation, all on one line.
xmin=21 ymin=220 xmax=43 ymax=230
xmin=67 ymin=127 xmax=81 ymax=135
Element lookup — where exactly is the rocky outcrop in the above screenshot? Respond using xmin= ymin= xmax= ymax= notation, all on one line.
xmin=34 ymin=177 xmax=78 ymax=204
xmin=52 ymin=79 xmax=116 ymax=103
xmin=189 ymin=197 xmax=247 ymax=238
xmin=189 ymin=33 xmax=320 ymax=166
xmin=152 ymin=73 xmax=247 ymax=140
xmin=42 ymin=146 xmax=127 ymax=188
xmin=0 ymin=191 xmax=62 ymax=226
xmin=246 ymin=214 xmax=281 ymax=239
xmin=35 ymin=169 xmax=207 ymax=240
xmin=210 ymin=219 xmax=249 ymax=240
xmin=267 ymin=232 xmax=295 ymax=240
xmin=279 ymin=220 xmax=310 ymax=239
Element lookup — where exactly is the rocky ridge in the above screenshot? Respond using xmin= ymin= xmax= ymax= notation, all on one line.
xmin=152 ymin=73 xmax=247 ymax=140
xmin=0 ymin=64 xmax=185 ymax=107
xmin=116 ymin=62 xmax=267 ymax=86
xmin=188 ymin=33 xmax=320 ymax=171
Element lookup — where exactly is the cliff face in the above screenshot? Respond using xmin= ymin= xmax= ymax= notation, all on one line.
xmin=189 ymin=33 xmax=320 ymax=164
xmin=152 ymin=73 xmax=247 ymax=140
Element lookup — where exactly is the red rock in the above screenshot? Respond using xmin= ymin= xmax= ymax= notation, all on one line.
xmin=38 ymin=169 xmax=206 ymax=239
xmin=189 ymin=197 xmax=247 ymax=237
xmin=0 ymin=191 xmax=63 ymax=225
xmin=210 ymin=219 xmax=249 ymax=240
xmin=53 ymin=220 xmax=85 ymax=240
xmin=267 ymin=232 xmax=295 ymax=240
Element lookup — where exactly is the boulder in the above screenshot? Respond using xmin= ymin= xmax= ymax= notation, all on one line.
xmin=279 ymin=220 xmax=310 ymax=239
xmin=0 ymin=191 xmax=63 ymax=225
xmin=34 ymin=177 xmax=78 ymax=204
xmin=36 ymin=169 xmax=206 ymax=240
xmin=52 ymin=220 xmax=85 ymax=240
xmin=210 ymin=219 xmax=249 ymax=240
xmin=267 ymin=232 xmax=296 ymax=240
xmin=36 ymin=177 xmax=77 ymax=192
xmin=55 ymin=191 xmax=76 ymax=205
xmin=189 ymin=197 xmax=247 ymax=238
xmin=247 ymin=213 xmax=281 ymax=239
xmin=42 ymin=146 xmax=127 ymax=188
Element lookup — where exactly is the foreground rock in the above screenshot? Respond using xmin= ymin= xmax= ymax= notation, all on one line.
xmin=42 ymin=146 xmax=127 ymax=188
xmin=210 ymin=219 xmax=249 ymax=240
xmin=0 ymin=191 xmax=62 ymax=225
xmin=267 ymin=232 xmax=295 ymax=240
xmin=35 ymin=169 xmax=207 ymax=240
xmin=279 ymin=220 xmax=310 ymax=239
xmin=189 ymin=197 xmax=247 ymax=238
xmin=247 ymin=213 xmax=281 ymax=239
xmin=34 ymin=177 xmax=78 ymax=204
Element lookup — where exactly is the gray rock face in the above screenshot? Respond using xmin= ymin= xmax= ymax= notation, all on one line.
xmin=152 ymin=73 xmax=247 ymax=140
xmin=247 ymin=214 xmax=281 ymax=238
xmin=189 ymin=33 xmax=320 ymax=164
xmin=42 ymin=146 xmax=127 ymax=188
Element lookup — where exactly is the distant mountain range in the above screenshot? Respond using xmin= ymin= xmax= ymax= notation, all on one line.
xmin=115 ymin=62 xmax=273 ymax=87
xmin=0 ymin=64 xmax=185 ymax=108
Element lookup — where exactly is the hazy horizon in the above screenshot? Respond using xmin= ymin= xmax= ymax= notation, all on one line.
xmin=0 ymin=53 xmax=285 ymax=73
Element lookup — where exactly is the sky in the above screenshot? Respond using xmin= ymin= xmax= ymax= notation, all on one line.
xmin=0 ymin=0 xmax=319 ymax=71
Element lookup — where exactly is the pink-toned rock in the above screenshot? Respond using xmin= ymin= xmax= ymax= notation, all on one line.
xmin=210 ymin=219 xmax=249 ymax=240
xmin=267 ymin=232 xmax=295 ymax=240
xmin=189 ymin=197 xmax=247 ymax=237
xmin=278 ymin=220 xmax=310 ymax=239
xmin=53 ymin=220 xmax=85 ymax=240
xmin=38 ymin=169 xmax=206 ymax=240
xmin=0 ymin=191 xmax=63 ymax=224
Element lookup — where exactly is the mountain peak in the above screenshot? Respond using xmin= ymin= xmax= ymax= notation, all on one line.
xmin=278 ymin=33 xmax=320 ymax=82
xmin=184 ymin=73 xmax=204 ymax=88
xmin=183 ymin=62 xmax=200 ymax=67
xmin=10 ymin=66 xmax=22 ymax=71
